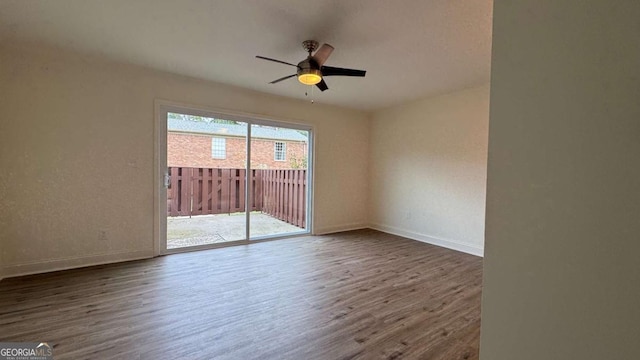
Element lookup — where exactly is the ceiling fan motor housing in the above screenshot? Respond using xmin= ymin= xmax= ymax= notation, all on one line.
xmin=297 ymin=58 xmax=320 ymax=77
xmin=296 ymin=58 xmax=322 ymax=85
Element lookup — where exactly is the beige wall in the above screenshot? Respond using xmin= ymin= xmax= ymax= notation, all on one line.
xmin=0 ymin=239 xmax=3 ymax=280
xmin=369 ymin=85 xmax=489 ymax=255
xmin=481 ymin=0 xmax=640 ymax=359
xmin=0 ymin=42 xmax=369 ymax=277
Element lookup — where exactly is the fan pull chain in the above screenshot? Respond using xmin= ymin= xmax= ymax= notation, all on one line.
xmin=305 ymin=85 xmax=315 ymax=104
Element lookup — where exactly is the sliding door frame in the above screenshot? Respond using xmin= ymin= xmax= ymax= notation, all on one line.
xmin=153 ymin=99 xmax=314 ymax=256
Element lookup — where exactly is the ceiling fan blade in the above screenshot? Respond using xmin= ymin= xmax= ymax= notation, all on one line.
xmin=312 ymin=43 xmax=334 ymax=67
xmin=269 ymin=74 xmax=297 ymax=84
xmin=321 ymin=66 xmax=366 ymax=77
xmin=256 ymin=56 xmax=299 ymax=68
xmin=316 ymin=79 xmax=329 ymax=91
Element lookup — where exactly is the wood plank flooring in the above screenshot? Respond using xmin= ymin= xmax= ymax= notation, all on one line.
xmin=0 ymin=229 xmax=483 ymax=360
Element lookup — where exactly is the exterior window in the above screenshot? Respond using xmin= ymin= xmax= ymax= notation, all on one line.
xmin=274 ymin=141 xmax=286 ymax=161
xmin=211 ymin=137 xmax=226 ymax=159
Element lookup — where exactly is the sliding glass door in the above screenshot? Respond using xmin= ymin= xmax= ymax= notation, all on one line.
xmin=159 ymin=105 xmax=312 ymax=253
xmin=249 ymin=124 xmax=310 ymax=239
xmin=166 ymin=113 xmax=248 ymax=250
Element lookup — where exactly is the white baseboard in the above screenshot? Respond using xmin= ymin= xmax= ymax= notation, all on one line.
xmin=0 ymin=225 xmax=481 ymax=280
xmin=314 ymin=222 xmax=368 ymax=235
xmin=2 ymin=250 xmax=155 ymax=279
xmin=369 ymin=223 xmax=484 ymax=257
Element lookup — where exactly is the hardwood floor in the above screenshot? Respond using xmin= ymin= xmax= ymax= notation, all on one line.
xmin=0 ymin=229 xmax=483 ymax=360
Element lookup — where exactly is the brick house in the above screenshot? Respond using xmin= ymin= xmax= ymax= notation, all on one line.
xmin=168 ymin=118 xmax=308 ymax=169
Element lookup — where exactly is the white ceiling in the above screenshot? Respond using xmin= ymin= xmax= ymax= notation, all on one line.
xmin=0 ymin=0 xmax=493 ymax=111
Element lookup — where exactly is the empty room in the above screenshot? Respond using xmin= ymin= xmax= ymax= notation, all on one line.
xmin=1 ymin=1 xmax=639 ymax=360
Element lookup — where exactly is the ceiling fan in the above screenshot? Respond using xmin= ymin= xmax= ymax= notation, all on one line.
xmin=256 ymin=40 xmax=366 ymax=92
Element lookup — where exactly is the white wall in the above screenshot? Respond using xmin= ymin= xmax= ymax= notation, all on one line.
xmin=369 ymin=85 xmax=489 ymax=256
xmin=481 ymin=0 xmax=640 ymax=359
xmin=0 ymin=42 xmax=369 ymax=277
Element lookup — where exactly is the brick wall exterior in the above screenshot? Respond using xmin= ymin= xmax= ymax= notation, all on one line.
xmin=168 ymin=132 xmax=307 ymax=169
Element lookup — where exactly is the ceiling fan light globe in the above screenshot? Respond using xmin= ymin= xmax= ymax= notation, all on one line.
xmin=298 ymin=73 xmax=322 ymax=85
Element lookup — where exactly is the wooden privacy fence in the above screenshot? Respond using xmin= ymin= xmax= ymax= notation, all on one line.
xmin=167 ymin=167 xmax=307 ymax=228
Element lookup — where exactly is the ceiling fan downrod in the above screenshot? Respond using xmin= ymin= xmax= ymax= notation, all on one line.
xmin=302 ymin=40 xmax=319 ymax=56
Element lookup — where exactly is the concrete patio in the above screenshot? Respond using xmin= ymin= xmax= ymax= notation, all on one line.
xmin=167 ymin=212 xmax=304 ymax=249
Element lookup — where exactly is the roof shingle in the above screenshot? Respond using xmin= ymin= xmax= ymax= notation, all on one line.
xmin=168 ymin=118 xmax=307 ymax=142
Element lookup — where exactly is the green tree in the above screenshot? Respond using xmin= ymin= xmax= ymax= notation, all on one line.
xmin=289 ymin=153 xmax=307 ymax=169
xmin=168 ymin=113 xmax=238 ymax=124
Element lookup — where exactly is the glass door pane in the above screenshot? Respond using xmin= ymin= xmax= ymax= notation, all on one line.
xmin=166 ymin=113 xmax=247 ymax=250
xmin=249 ymin=124 xmax=310 ymax=239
